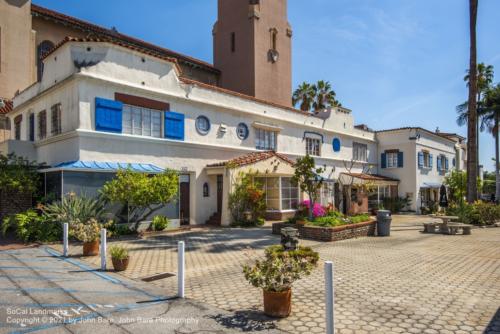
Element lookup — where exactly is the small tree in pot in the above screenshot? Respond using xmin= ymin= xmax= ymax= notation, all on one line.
xmin=73 ymin=218 xmax=101 ymax=256
xmin=243 ymin=245 xmax=319 ymax=317
xmin=109 ymin=245 xmax=129 ymax=271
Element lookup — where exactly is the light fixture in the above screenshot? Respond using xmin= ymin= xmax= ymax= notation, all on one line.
xmin=0 ymin=99 xmax=5 ymax=109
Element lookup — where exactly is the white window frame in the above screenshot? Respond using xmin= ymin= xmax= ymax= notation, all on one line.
xmin=255 ymin=128 xmax=278 ymax=151
xmin=255 ymin=176 xmax=299 ymax=212
xmin=353 ymin=142 xmax=368 ymax=162
xmin=386 ymin=152 xmax=398 ymax=168
xmin=423 ymin=151 xmax=431 ymax=168
xmin=306 ymin=137 xmax=321 ymax=156
xmin=122 ymin=104 xmax=162 ymax=138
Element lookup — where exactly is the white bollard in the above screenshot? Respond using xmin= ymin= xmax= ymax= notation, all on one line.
xmin=178 ymin=241 xmax=185 ymax=298
xmin=325 ymin=261 xmax=334 ymax=334
xmin=100 ymin=228 xmax=107 ymax=271
xmin=63 ymin=223 xmax=69 ymax=257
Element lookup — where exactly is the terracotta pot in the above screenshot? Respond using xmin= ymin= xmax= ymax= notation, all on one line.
xmin=82 ymin=240 xmax=99 ymax=256
xmin=263 ymin=288 xmax=292 ymax=318
xmin=112 ymin=257 xmax=130 ymax=271
xmin=296 ymin=220 xmax=306 ymax=226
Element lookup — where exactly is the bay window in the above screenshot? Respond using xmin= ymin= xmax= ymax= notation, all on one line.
xmin=255 ymin=176 xmax=299 ymax=211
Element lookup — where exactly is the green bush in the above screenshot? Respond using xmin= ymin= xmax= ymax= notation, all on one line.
xmin=446 ymin=201 xmax=500 ymax=226
xmin=228 ymin=171 xmax=266 ymax=224
xmin=2 ymin=210 xmax=61 ymax=243
xmin=231 ymin=218 xmax=265 ymax=228
xmin=349 ymin=213 xmax=371 ymax=224
xmin=243 ymin=245 xmax=319 ymax=292
xmin=109 ymin=245 xmax=129 ymax=260
xmin=42 ymin=193 xmax=107 ymax=227
xmin=382 ymin=196 xmax=412 ymax=213
xmin=151 ymin=215 xmax=169 ymax=231
xmin=307 ymin=213 xmax=370 ymax=227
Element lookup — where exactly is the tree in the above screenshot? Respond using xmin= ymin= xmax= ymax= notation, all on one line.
xmin=0 ymin=153 xmax=44 ymax=211
xmin=480 ymin=84 xmax=500 ymax=202
xmin=292 ymin=82 xmax=315 ymax=112
xmin=444 ymin=170 xmax=467 ymax=205
xmin=228 ymin=171 xmax=266 ymax=224
xmin=291 ymin=155 xmax=325 ymax=221
xmin=101 ymin=168 xmax=179 ymax=227
xmin=292 ymin=80 xmax=341 ymax=112
xmin=466 ymin=0 xmax=479 ymax=203
xmin=312 ymin=80 xmax=341 ymax=111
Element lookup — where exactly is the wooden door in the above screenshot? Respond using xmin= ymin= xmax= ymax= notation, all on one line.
xmin=217 ymin=175 xmax=223 ymax=214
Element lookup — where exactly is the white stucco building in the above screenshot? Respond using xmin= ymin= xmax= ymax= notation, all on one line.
xmin=376 ymin=128 xmax=466 ymax=213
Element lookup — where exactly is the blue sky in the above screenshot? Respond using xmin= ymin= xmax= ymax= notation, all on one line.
xmin=34 ymin=0 xmax=500 ymax=171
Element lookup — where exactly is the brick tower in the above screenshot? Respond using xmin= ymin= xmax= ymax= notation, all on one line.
xmin=213 ymin=0 xmax=292 ymax=107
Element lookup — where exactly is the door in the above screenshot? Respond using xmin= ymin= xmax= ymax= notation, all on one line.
xmin=179 ymin=177 xmax=190 ymax=225
xmin=217 ymin=175 xmax=223 ymax=214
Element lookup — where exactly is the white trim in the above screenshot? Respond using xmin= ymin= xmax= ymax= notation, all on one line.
xmin=252 ymin=121 xmax=283 ymax=132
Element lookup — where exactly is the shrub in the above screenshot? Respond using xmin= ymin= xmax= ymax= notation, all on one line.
xmin=382 ymin=196 xmax=412 ymax=213
xmin=151 ymin=215 xmax=169 ymax=231
xmin=228 ymin=171 xmax=266 ymax=224
xmin=42 ymin=193 xmax=107 ymax=228
xmin=231 ymin=218 xmax=265 ymax=228
xmin=308 ymin=216 xmax=347 ymax=227
xmin=109 ymin=245 xmax=129 ymax=260
xmin=72 ymin=219 xmax=101 ymax=242
xmin=243 ymin=245 xmax=319 ymax=292
xmin=447 ymin=201 xmax=500 ymax=225
xmin=349 ymin=213 xmax=371 ymax=224
xmin=300 ymin=200 xmax=326 ymax=218
xmin=2 ymin=210 xmax=61 ymax=243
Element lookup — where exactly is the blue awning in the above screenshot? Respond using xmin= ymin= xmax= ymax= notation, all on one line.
xmin=43 ymin=161 xmax=165 ymax=173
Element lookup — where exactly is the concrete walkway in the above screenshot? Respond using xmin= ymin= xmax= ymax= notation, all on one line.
xmin=0 ymin=247 xmax=281 ymax=333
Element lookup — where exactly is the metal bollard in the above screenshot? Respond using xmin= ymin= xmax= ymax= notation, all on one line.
xmin=100 ymin=228 xmax=107 ymax=271
xmin=325 ymin=261 xmax=334 ymax=334
xmin=178 ymin=241 xmax=185 ymax=298
xmin=63 ymin=223 xmax=69 ymax=257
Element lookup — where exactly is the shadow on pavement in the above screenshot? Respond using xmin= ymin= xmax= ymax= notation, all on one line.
xmin=485 ymin=307 xmax=500 ymax=333
xmin=209 ymin=309 xmax=279 ymax=332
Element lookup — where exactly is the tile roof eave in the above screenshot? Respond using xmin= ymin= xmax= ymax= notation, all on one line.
xmin=0 ymin=99 xmax=13 ymax=115
xmin=31 ymin=4 xmax=220 ymax=74
xmin=206 ymin=151 xmax=295 ymax=168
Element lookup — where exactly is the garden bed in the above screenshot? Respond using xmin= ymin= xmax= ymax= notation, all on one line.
xmin=272 ymin=220 xmax=376 ymax=242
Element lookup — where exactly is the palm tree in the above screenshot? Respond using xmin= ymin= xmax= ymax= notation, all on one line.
xmin=292 ymin=82 xmax=315 ymax=111
xmin=466 ymin=0 xmax=479 ymax=203
xmin=312 ymin=80 xmax=341 ymax=111
xmin=480 ymin=84 xmax=500 ymax=203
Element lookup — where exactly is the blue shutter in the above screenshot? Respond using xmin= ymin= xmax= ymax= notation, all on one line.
xmin=381 ymin=153 xmax=387 ymax=168
xmin=95 ymin=97 xmax=123 ymax=133
xmin=437 ymin=156 xmax=441 ymax=171
xmin=445 ymin=157 xmax=449 ymax=170
xmin=418 ymin=152 xmax=424 ymax=168
xmin=429 ymin=154 xmax=433 ymax=168
xmin=397 ymin=151 xmax=404 ymax=168
xmin=452 ymin=158 xmax=456 ymax=167
xmin=165 ymin=111 xmax=184 ymax=140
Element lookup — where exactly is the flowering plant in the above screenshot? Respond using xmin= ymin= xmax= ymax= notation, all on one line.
xmin=300 ymin=200 xmax=326 ymax=218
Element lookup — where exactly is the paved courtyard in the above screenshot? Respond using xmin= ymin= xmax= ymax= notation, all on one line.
xmin=54 ymin=215 xmax=500 ymax=333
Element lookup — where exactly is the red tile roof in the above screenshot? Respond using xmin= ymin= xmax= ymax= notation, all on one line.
xmin=31 ymin=4 xmax=219 ymax=74
xmin=342 ymin=173 xmax=399 ymax=182
xmin=0 ymin=99 xmax=13 ymax=115
xmin=207 ymin=151 xmax=295 ymax=168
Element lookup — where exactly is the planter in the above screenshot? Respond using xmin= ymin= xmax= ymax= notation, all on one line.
xmin=296 ymin=220 xmax=307 ymax=226
xmin=111 ymin=257 xmax=130 ymax=271
xmin=263 ymin=288 xmax=292 ymax=318
xmin=82 ymin=240 xmax=99 ymax=256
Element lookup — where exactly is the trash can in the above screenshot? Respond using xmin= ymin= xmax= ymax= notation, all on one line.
xmin=376 ymin=210 xmax=392 ymax=236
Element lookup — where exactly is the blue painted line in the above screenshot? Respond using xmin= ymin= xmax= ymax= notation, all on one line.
xmin=0 ymin=266 xmax=67 ymax=271
xmin=0 ymin=275 xmax=98 ymax=282
xmin=0 ymin=287 xmax=146 ymax=296
xmin=44 ymin=247 xmax=122 ymax=284
xmin=43 ymin=247 xmax=165 ymax=300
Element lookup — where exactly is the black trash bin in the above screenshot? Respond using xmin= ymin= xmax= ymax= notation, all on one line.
xmin=376 ymin=210 xmax=392 ymax=236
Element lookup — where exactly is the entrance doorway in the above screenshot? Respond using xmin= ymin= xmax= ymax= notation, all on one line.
xmin=217 ymin=175 xmax=223 ymax=215
xmin=180 ymin=175 xmax=190 ymax=225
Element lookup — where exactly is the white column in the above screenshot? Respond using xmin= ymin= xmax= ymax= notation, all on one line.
xmin=100 ymin=228 xmax=107 ymax=271
xmin=178 ymin=241 xmax=185 ymax=298
xmin=325 ymin=261 xmax=335 ymax=334
xmin=63 ymin=223 xmax=69 ymax=257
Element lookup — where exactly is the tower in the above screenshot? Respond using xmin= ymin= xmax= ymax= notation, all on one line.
xmin=0 ymin=0 xmax=35 ymax=100
xmin=213 ymin=0 xmax=292 ymax=107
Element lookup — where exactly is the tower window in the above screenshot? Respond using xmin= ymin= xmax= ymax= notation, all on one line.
xmin=37 ymin=40 xmax=55 ymax=81
xmin=270 ymin=29 xmax=278 ymax=51
xmin=230 ymin=32 xmax=236 ymax=53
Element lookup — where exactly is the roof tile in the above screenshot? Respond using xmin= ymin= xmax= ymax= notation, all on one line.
xmin=207 ymin=151 xmax=294 ymax=168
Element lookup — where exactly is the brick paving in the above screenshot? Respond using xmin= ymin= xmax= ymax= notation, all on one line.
xmin=53 ymin=215 xmax=500 ymax=333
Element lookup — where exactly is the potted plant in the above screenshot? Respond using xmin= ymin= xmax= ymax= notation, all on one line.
xmin=73 ymin=218 xmax=101 ymax=256
xmin=109 ymin=245 xmax=130 ymax=271
xmin=243 ymin=245 xmax=319 ymax=317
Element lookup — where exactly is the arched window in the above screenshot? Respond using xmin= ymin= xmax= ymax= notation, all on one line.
xmin=37 ymin=40 xmax=55 ymax=81
xmin=203 ymin=182 xmax=210 ymax=197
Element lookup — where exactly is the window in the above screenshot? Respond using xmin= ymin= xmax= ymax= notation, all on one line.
xmin=281 ymin=177 xmax=299 ymax=210
xmin=306 ymin=137 xmax=321 ymax=156
xmin=319 ymin=181 xmax=335 ymax=206
xmin=437 ymin=155 xmax=449 ymax=172
xmin=38 ymin=110 xmax=47 ymax=140
xmin=230 ymin=32 xmax=236 ymax=53
xmin=37 ymin=40 xmax=55 ymax=81
xmin=332 ymin=138 xmax=341 ymax=152
xmin=270 ymin=29 xmax=278 ymax=51
xmin=353 ymin=142 xmax=367 ymax=162
xmin=203 ymin=182 xmax=209 ymax=197
xmin=14 ymin=116 xmax=21 ymax=140
xmin=386 ymin=152 xmax=398 ymax=168
xmin=122 ymin=104 xmax=161 ymax=138
xmin=51 ymin=104 xmax=62 ymax=136
xmin=255 ymin=177 xmax=280 ymax=211
xmin=195 ymin=116 xmax=211 ymax=135
xmin=255 ymin=128 xmax=277 ymax=150
xmin=237 ymin=123 xmax=249 ymax=140
xmin=28 ymin=113 xmax=35 ymax=141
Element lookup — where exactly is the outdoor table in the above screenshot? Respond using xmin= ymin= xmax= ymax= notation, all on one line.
xmin=429 ymin=215 xmax=459 ymax=234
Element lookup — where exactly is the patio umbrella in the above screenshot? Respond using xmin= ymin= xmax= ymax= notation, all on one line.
xmin=439 ymin=184 xmax=448 ymax=208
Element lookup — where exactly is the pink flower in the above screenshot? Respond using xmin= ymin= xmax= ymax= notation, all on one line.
xmin=300 ymin=200 xmax=326 ymax=217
